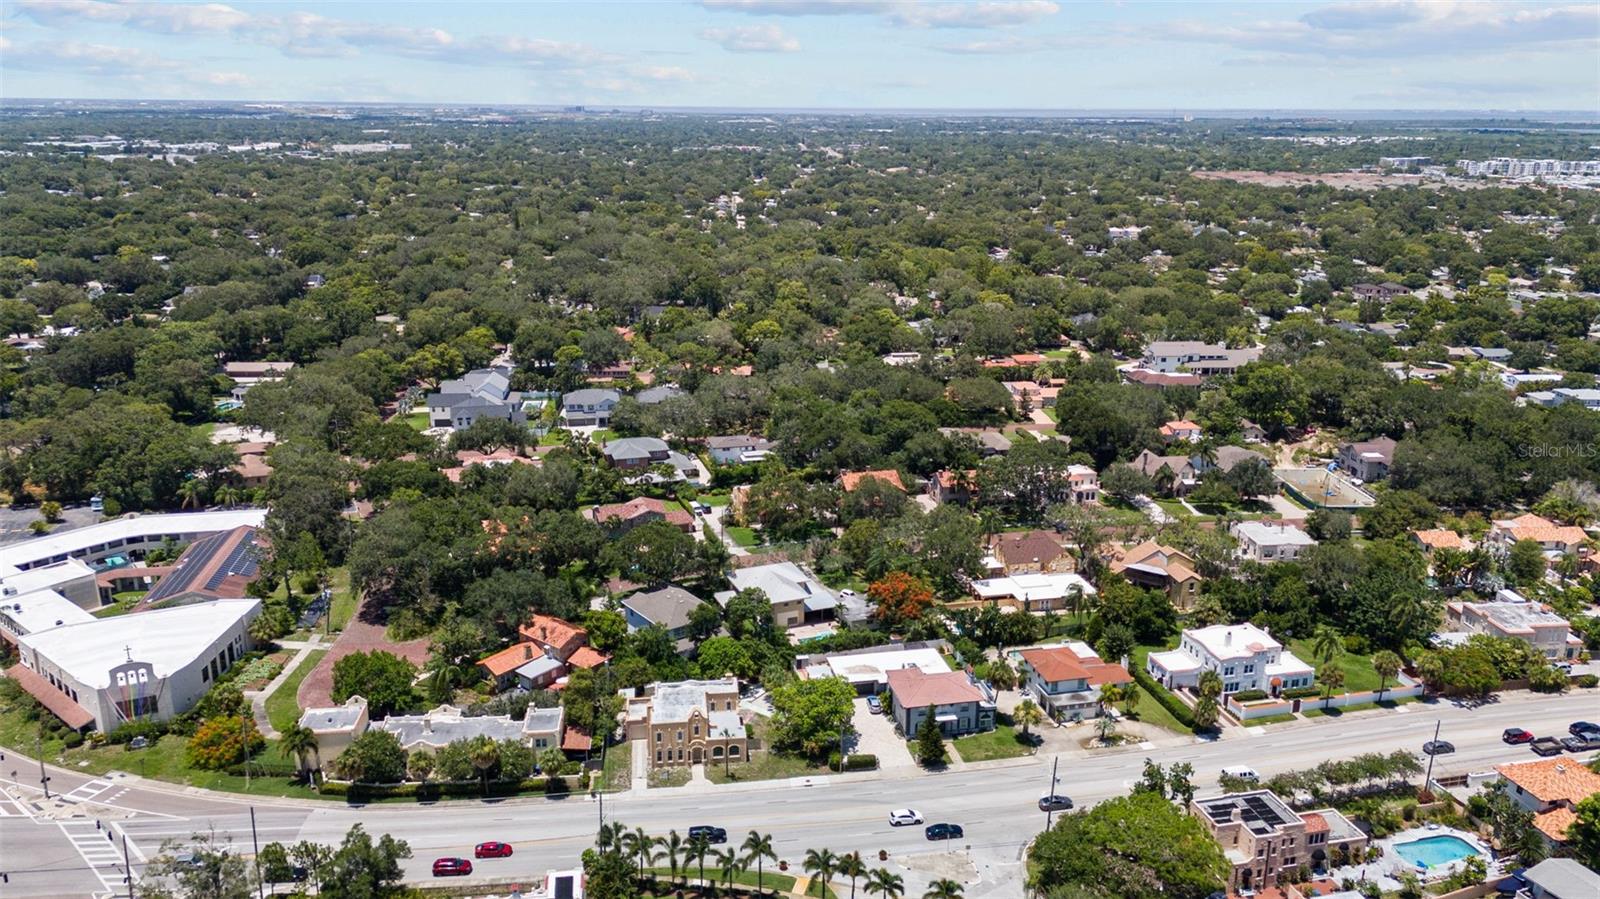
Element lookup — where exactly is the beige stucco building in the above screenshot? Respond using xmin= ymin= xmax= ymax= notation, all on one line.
xmin=626 ymin=678 xmax=748 ymax=768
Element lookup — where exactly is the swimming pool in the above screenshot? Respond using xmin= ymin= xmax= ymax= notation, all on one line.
xmin=1392 ymin=835 xmax=1479 ymax=868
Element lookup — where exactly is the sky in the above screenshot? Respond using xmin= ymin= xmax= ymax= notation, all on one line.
xmin=1 ymin=0 xmax=1597 ymax=111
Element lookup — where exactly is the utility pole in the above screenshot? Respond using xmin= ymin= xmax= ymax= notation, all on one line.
xmin=122 ymin=831 xmax=134 ymax=899
xmin=1422 ymin=720 xmax=1442 ymax=795
xmin=250 ymin=806 xmax=264 ymax=899
xmin=36 ymin=721 xmax=50 ymax=799
xmin=1045 ymin=756 xmax=1061 ymax=829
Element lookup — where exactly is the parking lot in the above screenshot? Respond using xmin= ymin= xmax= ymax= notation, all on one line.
xmin=0 ymin=503 xmax=102 ymax=545
xmin=851 ymin=696 xmax=916 ymax=769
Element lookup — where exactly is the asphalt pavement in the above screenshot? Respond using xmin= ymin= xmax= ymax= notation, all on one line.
xmin=0 ymin=688 xmax=1593 ymax=899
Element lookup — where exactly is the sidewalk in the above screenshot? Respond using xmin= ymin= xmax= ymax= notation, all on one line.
xmin=245 ymin=638 xmax=325 ymax=739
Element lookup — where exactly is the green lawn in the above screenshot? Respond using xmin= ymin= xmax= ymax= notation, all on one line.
xmin=1287 ymin=639 xmax=1383 ymax=693
xmin=1241 ymin=713 xmax=1298 ymax=727
xmin=1154 ymin=499 xmax=1191 ymax=519
xmin=698 ymin=491 xmax=732 ymax=507
xmin=266 ymin=649 xmax=327 ymax=733
xmin=648 ymin=766 xmax=691 ymax=788
xmin=726 ymin=526 xmax=762 ymax=548
xmin=644 ymin=868 xmax=800 ymax=895
xmin=602 ymin=741 xmax=632 ymax=791
xmin=1126 ymin=682 xmax=1193 ymax=735
xmin=397 ymin=411 xmax=430 ymax=431
xmin=325 ymin=566 xmax=357 ymax=632
xmin=704 ymin=749 xmax=831 ymax=784
xmin=93 ymin=592 xmax=144 ymax=617
xmin=1302 ymin=696 xmax=1419 ymax=718
xmin=952 ymin=725 xmax=1035 ymax=762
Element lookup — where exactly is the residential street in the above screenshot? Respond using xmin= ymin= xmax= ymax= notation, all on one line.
xmin=1 ymin=689 xmax=1591 ymax=899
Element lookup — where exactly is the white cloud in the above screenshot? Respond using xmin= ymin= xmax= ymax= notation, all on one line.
xmin=1148 ymin=1 xmax=1598 ymax=59
xmin=699 ymin=0 xmax=1059 ymax=29
xmin=699 ymin=24 xmax=801 ymax=52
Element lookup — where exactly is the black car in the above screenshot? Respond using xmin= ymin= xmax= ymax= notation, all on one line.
xmin=925 ymin=823 xmax=964 ymax=841
xmin=1569 ymin=722 xmax=1600 ymax=738
xmin=1038 ymin=795 xmax=1074 ymax=812
xmin=688 ymin=826 xmax=727 ymax=844
xmin=1422 ymin=740 xmax=1455 ymax=755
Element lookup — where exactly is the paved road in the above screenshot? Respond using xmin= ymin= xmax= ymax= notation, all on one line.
xmin=0 ymin=689 xmax=1592 ymax=899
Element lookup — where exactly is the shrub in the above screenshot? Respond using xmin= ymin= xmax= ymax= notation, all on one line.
xmin=63 ymin=731 xmax=84 ymax=748
xmin=1232 ymin=690 xmax=1269 ymax=702
xmin=831 ymin=753 xmax=878 ymax=772
xmin=1575 ymin=674 xmax=1598 ymax=689
xmin=1283 ymin=686 xmax=1323 ymax=699
xmin=108 ymin=718 xmax=169 ymax=745
xmin=187 ymin=715 xmax=264 ymax=770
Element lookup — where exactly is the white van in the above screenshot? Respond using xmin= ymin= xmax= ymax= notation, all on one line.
xmin=1221 ymin=765 xmax=1259 ymax=782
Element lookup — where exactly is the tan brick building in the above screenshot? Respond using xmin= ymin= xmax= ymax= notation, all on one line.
xmin=626 ymin=678 xmax=748 ymax=769
xmin=1190 ymin=791 xmax=1366 ymax=893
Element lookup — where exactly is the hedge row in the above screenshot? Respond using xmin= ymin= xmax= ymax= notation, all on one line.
xmin=1282 ymin=686 xmax=1323 ymax=700
xmin=829 ymin=753 xmax=879 ymax=772
xmin=1132 ymin=665 xmax=1196 ymax=731
xmin=1232 ymin=690 xmax=1269 ymax=703
xmin=319 ymin=774 xmax=584 ymax=802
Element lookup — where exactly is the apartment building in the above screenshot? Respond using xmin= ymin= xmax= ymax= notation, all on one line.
xmin=1191 ymin=791 xmax=1367 ymax=894
xmin=625 ymin=678 xmax=747 ymax=769
xmin=1445 ymin=600 xmax=1581 ymax=661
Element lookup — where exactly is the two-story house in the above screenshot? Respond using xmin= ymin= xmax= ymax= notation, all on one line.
xmin=1447 ymin=601 xmax=1581 ymax=660
xmin=1334 ymin=436 xmax=1397 ymax=482
xmin=602 ymin=437 xmax=673 ymax=470
xmin=1190 ymin=791 xmax=1366 ymax=894
xmin=927 ymin=469 xmax=977 ymax=507
xmin=1159 ymin=419 xmax=1203 ymax=444
xmin=619 ymin=585 xmax=705 ymax=654
xmin=560 ymin=388 xmax=621 ymax=427
xmin=1147 ymin=623 xmax=1314 ymax=696
xmin=1489 ymin=513 xmax=1590 ymax=560
xmin=719 ymin=561 xmax=837 ymax=630
xmin=706 ymin=434 xmax=772 ymax=465
xmin=587 ymin=496 xmax=695 ymax=534
xmin=1130 ymin=448 xmax=1201 ymax=496
xmin=1109 ymin=541 xmax=1202 ymax=610
xmin=885 ymin=667 xmax=996 ymax=738
xmin=1232 ymin=521 xmax=1317 ymax=563
xmin=1016 ymin=642 xmax=1132 ymax=721
xmin=1496 ymin=758 xmax=1600 ymax=853
xmin=1142 ymin=341 xmax=1262 ymax=376
xmin=425 ymin=368 xmax=527 ymax=430
xmin=1066 ymin=464 xmax=1100 ymax=504
xmin=987 ymin=530 xmax=1072 ymax=575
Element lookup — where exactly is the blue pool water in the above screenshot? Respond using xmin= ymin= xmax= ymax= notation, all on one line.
xmin=1393 ymin=835 xmax=1479 ymax=868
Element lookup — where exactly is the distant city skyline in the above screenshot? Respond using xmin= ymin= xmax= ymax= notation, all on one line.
xmin=1 ymin=0 xmax=1596 ymax=111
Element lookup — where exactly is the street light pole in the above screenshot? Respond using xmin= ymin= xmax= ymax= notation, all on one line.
xmin=36 ymin=721 xmax=50 ymax=799
xmin=1045 ymin=756 xmax=1061 ymax=830
xmin=1421 ymin=719 xmax=1443 ymax=794
xmin=250 ymin=806 xmax=264 ymax=899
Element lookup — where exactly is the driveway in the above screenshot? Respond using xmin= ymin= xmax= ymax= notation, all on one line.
xmin=851 ymin=697 xmax=916 ymax=769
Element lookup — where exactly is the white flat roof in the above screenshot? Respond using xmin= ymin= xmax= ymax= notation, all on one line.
xmin=1186 ymin=623 xmax=1283 ymax=661
xmin=1 ymin=588 xmax=97 ymax=633
xmin=1233 ymin=521 xmax=1316 ymax=547
xmin=1148 ymin=649 xmax=1201 ymax=672
xmin=0 ymin=510 xmax=267 ymax=571
xmin=18 ymin=598 xmax=259 ymax=688
xmin=0 ymin=557 xmax=96 ymax=592
xmin=971 ymin=572 xmax=1096 ymax=600
xmin=820 ymin=647 xmax=950 ymax=684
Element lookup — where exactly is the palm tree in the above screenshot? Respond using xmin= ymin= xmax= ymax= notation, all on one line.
xmin=622 ymin=826 xmax=657 ymax=882
xmin=1311 ymin=625 xmax=1342 ymax=665
xmin=214 ymin=484 xmax=242 ymax=508
xmin=715 ymin=847 xmax=743 ymax=895
xmin=662 ymin=829 xmax=686 ymax=888
xmin=1197 ymin=669 xmax=1223 ymax=700
xmin=177 ymin=478 xmax=205 ymax=510
xmin=468 ymin=735 xmax=500 ymax=795
xmin=866 ymin=868 xmax=905 ymax=899
xmin=1120 ymin=682 xmax=1141 ymax=716
xmin=923 ymin=879 xmax=965 ymax=899
xmin=1318 ymin=665 xmax=1346 ymax=710
xmin=741 ymin=830 xmax=776 ymax=896
xmin=837 ymin=851 xmax=867 ymax=899
xmin=1387 ymin=591 xmax=1432 ymax=646
xmin=597 ymin=821 xmax=626 ymax=854
xmin=1012 ymin=698 xmax=1044 ymax=742
xmin=280 ymin=723 xmax=319 ymax=778
xmin=1372 ymin=650 xmax=1402 ymax=702
xmin=689 ymin=835 xmax=712 ymax=896
xmin=1193 ymin=694 xmax=1221 ymax=731
xmin=802 ymin=848 xmax=838 ymax=898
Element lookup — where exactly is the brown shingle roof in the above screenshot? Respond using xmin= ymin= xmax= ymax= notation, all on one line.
xmin=992 ymin=530 xmax=1065 ymax=568
xmin=7 ymin=663 xmax=95 ymax=729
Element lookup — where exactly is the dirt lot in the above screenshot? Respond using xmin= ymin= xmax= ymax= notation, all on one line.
xmin=296 ymin=595 xmax=430 ymax=709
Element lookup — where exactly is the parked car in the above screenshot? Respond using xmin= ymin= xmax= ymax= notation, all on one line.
xmin=1038 ymin=795 xmax=1074 ymax=812
xmin=432 ymin=858 xmax=473 ymax=877
xmin=687 ymin=826 xmax=727 ymax=844
xmin=474 ymin=841 xmax=513 ymax=859
xmin=1569 ymin=722 xmax=1600 ymax=737
xmin=888 ymin=809 xmax=924 ymax=826
xmin=925 ymin=823 xmax=964 ymax=841
xmin=867 ymin=695 xmax=883 ymax=715
xmin=839 ymin=589 xmax=857 ymax=597
xmin=1422 ymin=740 xmax=1455 ymax=755
xmin=1502 ymin=728 xmax=1535 ymax=745
xmin=1221 ymin=765 xmax=1259 ymax=781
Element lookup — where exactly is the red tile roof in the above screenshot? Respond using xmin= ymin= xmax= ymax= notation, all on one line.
xmin=562 ymin=726 xmax=593 ymax=752
xmin=478 ymin=642 xmax=545 ymax=677
xmin=519 ymin=614 xmax=588 ymax=657
xmin=589 ymin=496 xmax=693 ymax=528
xmin=567 ymin=646 xmax=609 ymax=669
xmin=1019 ymin=647 xmax=1090 ymax=683
xmin=7 ymin=663 xmax=95 ymax=729
xmin=886 ymin=667 xmax=984 ymax=707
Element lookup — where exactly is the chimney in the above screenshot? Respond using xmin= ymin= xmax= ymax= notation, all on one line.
xmin=524 ymin=645 xmax=532 ymax=660
xmin=423 ymin=718 xmax=432 ymax=734
xmin=1225 ymin=630 xmax=1233 ymax=646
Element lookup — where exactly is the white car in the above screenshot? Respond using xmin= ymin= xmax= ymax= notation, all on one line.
xmin=888 ymin=809 xmax=924 ymax=826
xmin=840 ymin=589 xmax=857 ymax=597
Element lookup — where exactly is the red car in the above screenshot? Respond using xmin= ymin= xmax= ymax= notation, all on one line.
xmin=474 ymin=841 xmax=513 ymax=859
xmin=1502 ymin=728 xmax=1535 ymax=745
xmin=432 ymin=858 xmax=473 ymax=877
